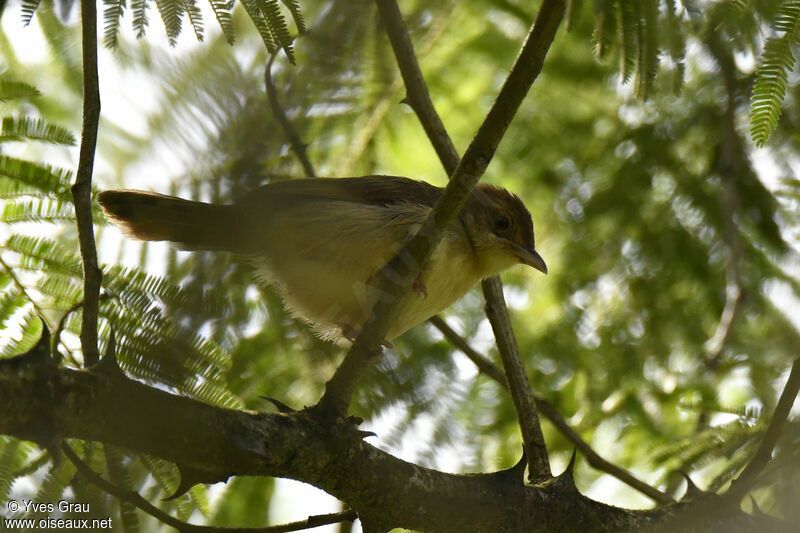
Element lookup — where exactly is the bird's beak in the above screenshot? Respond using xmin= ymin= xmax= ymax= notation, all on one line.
xmin=515 ymin=247 xmax=548 ymax=274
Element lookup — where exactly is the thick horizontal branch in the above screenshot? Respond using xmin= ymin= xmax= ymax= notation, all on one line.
xmin=14 ymin=335 xmax=772 ymax=532
xmin=1 ymin=337 xmax=785 ymax=532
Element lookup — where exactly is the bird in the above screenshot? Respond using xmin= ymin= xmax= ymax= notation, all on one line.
xmin=98 ymin=175 xmax=546 ymax=343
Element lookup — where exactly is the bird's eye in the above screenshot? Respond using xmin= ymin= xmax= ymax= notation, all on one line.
xmin=494 ymin=214 xmax=510 ymax=232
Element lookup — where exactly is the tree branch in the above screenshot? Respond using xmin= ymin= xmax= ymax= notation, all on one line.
xmin=264 ymin=52 xmax=316 ymax=178
xmin=727 ymin=355 xmax=800 ymax=501
xmin=72 ymin=0 xmax=103 ymax=366
xmin=374 ymin=0 xmax=565 ymax=479
xmin=429 ymin=315 xmax=674 ymax=504
xmin=481 ymin=277 xmax=550 ymax=479
xmin=1 ymin=340 xmax=782 ymax=532
xmin=375 ymin=0 xmax=460 ymax=176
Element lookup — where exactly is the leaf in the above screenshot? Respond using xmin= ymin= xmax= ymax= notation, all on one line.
xmin=280 ymin=0 xmax=306 ymax=33
xmin=750 ymin=0 xmax=800 ymax=146
xmin=0 ymin=116 xmax=76 ymax=145
xmin=240 ymin=0 xmax=276 ymax=52
xmin=0 ymin=156 xmax=74 ymax=200
xmin=618 ymin=0 xmax=638 ymax=83
xmin=1 ymin=197 xmax=76 ymax=225
xmin=131 ymin=0 xmax=150 ymax=39
xmin=593 ymin=0 xmax=618 ymax=60
xmin=208 ymin=0 xmax=235 ymax=44
xmin=0 ymin=79 xmax=40 ymax=101
xmin=260 ymin=0 xmax=295 ymax=63
xmin=183 ymin=0 xmax=205 ymax=41
xmin=155 ymin=0 xmax=184 ymax=46
xmin=103 ymin=0 xmax=127 ymax=49
xmin=20 ymin=0 xmax=41 ymax=26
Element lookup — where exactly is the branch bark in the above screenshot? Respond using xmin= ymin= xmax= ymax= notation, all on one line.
xmin=727 ymin=355 xmax=800 ymax=501
xmin=1 ymin=339 xmax=787 ymax=532
xmin=72 ymin=0 xmax=103 ymax=366
xmin=264 ymin=52 xmax=316 ymax=178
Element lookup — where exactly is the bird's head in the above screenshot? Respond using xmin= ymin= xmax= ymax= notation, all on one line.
xmin=464 ymin=183 xmax=547 ymax=277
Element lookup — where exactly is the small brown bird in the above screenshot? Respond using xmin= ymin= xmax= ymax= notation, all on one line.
xmin=98 ymin=176 xmax=546 ymax=343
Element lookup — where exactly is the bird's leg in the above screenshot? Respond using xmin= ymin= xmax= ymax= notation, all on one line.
xmin=412 ymin=272 xmax=428 ymax=299
xmin=341 ymin=324 xmax=393 ymax=359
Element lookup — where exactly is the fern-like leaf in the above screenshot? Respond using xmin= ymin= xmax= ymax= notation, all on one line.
xmin=751 ymin=37 xmax=799 ymax=145
xmin=5 ymin=234 xmax=83 ymax=278
xmin=0 ymin=116 xmax=76 ymax=145
xmin=1 ymin=197 xmax=76 ymax=225
xmin=618 ymin=0 xmax=638 ymax=83
xmin=635 ymin=0 xmax=659 ymax=99
xmin=131 ymin=0 xmax=150 ymax=39
xmin=20 ymin=0 xmax=41 ymax=26
xmin=155 ymin=0 xmax=184 ymax=46
xmin=103 ymin=0 xmax=127 ymax=49
xmin=183 ymin=0 xmax=205 ymax=41
xmin=0 ymin=310 xmax=41 ymax=358
xmin=208 ymin=0 xmax=235 ymax=44
xmin=280 ymin=0 xmax=306 ymax=33
xmin=240 ymin=0 xmax=276 ymax=52
xmin=260 ymin=0 xmax=294 ymax=63
xmin=0 ymin=156 xmax=74 ymax=200
xmin=0 ymin=79 xmax=40 ymax=101
xmin=593 ymin=0 xmax=618 ymax=60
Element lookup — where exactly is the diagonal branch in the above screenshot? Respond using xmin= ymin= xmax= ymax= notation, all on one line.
xmin=317 ymin=1 xmax=566 ymax=430
xmin=726 ymin=355 xmax=800 ymax=501
xmin=374 ymin=0 xmax=565 ymax=479
xmin=429 ymin=315 xmax=674 ymax=504
xmin=265 ymin=52 xmax=316 ymax=178
xmin=72 ymin=0 xmax=103 ymax=366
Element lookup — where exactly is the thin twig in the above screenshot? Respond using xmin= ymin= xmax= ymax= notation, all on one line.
xmin=316 ymin=0 xmax=566 ymax=421
xmin=428 ymin=315 xmax=508 ymax=385
xmin=375 ymin=0 xmax=460 ymax=176
xmin=727 ymin=355 xmax=800 ymax=500
xmin=63 ymin=443 xmax=358 ymax=533
xmin=72 ymin=0 xmax=103 ymax=366
xmin=374 ymin=0 xmax=565 ymax=479
xmin=482 ymin=277 xmax=550 ymax=479
xmin=429 ymin=315 xmax=673 ymax=502
xmin=265 ymin=52 xmax=316 ymax=177
xmin=704 ymin=31 xmax=744 ymax=366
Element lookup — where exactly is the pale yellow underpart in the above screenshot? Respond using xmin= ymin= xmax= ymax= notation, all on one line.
xmin=250 ymin=199 xmax=519 ymax=343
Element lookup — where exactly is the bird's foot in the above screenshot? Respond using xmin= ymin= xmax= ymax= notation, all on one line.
xmin=341 ymin=325 xmax=393 ymax=355
xmin=412 ymin=273 xmax=428 ymax=299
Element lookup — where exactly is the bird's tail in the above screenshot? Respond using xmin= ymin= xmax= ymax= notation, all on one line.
xmin=98 ymin=190 xmax=249 ymax=252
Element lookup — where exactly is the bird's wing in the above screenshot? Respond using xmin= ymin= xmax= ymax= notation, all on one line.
xmin=236 ymin=176 xmax=443 ymax=210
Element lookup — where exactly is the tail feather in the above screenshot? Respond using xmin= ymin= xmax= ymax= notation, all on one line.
xmin=98 ymin=190 xmax=248 ymax=252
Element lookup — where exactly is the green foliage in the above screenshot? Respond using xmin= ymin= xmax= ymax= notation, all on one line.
xmin=750 ymin=0 xmax=800 ymax=146
xmin=0 ymin=79 xmax=40 ymax=101
xmin=0 ymin=116 xmax=76 ymax=145
xmin=20 ymin=0 xmax=42 ymax=26
xmin=2 ymin=0 xmax=800 ymax=529
xmin=103 ymin=0 xmax=127 ymax=49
